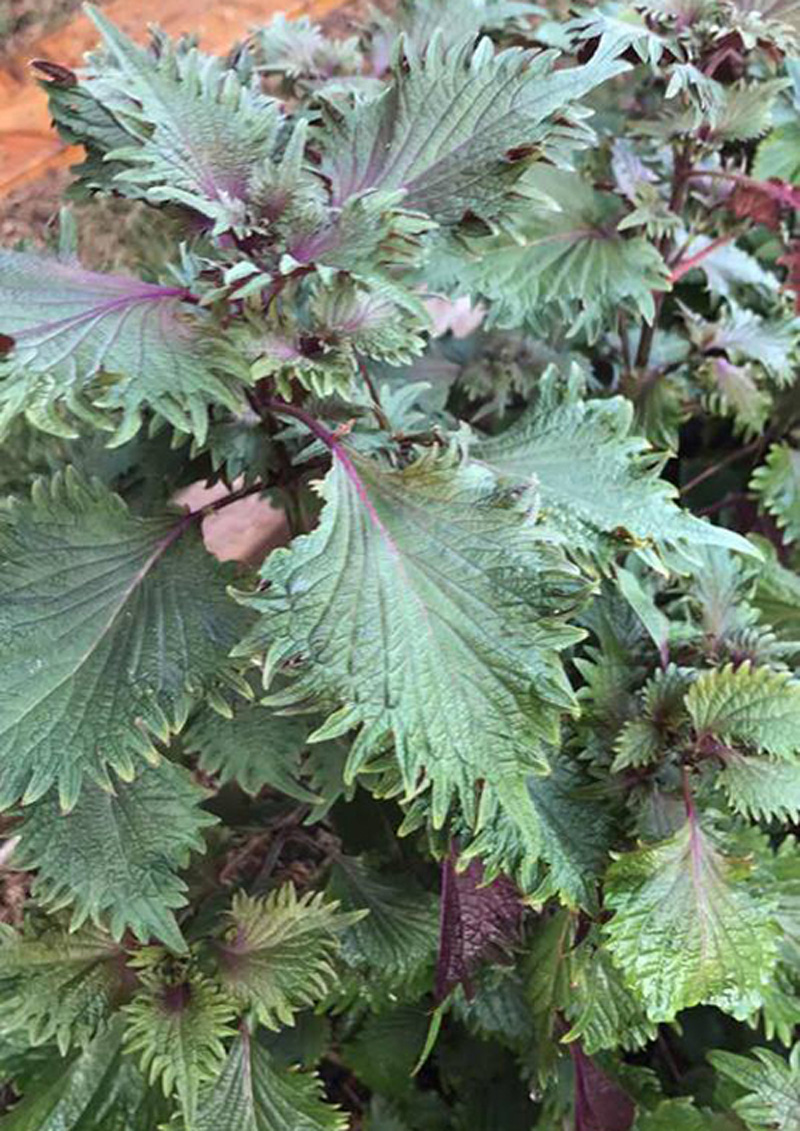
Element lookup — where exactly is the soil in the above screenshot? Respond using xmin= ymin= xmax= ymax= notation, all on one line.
xmin=0 ymin=165 xmax=69 ymax=247
xmin=0 ymin=0 xmax=89 ymax=61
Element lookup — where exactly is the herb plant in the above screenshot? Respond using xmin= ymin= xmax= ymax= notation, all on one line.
xmin=1 ymin=1 xmax=800 ymax=1127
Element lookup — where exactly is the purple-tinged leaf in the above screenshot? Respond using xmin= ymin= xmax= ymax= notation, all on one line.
xmin=701 ymin=355 xmax=770 ymax=437
xmin=83 ymin=8 xmax=283 ymax=234
xmin=604 ymin=809 xmax=779 ymax=1022
xmin=728 ymin=177 xmax=800 ymax=230
xmin=254 ymin=14 xmax=363 ymax=82
xmin=0 ymin=250 xmax=244 ymax=442
xmin=319 ymin=35 xmax=629 ymax=224
xmin=435 ymin=850 xmax=522 ymax=1002
xmin=570 ymin=1042 xmax=636 ymax=1131
xmin=233 ymin=441 xmax=586 ymax=830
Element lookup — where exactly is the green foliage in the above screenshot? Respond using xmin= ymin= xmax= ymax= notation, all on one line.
xmin=192 ymin=1029 xmax=346 ymax=1131
xmin=718 ymin=753 xmax=800 ymax=821
xmin=0 ymin=924 xmax=132 ymax=1054
xmin=757 ymin=117 xmax=800 ymax=179
xmin=318 ymin=34 xmax=629 ymax=225
xmin=342 ymin=1006 xmax=428 ymax=1098
xmin=0 ymin=1018 xmax=169 ymax=1131
xmin=215 ymin=887 xmax=362 ymax=1029
xmin=563 ymin=942 xmax=658 ymax=1054
xmin=462 ymin=750 xmax=617 ymax=905
xmin=438 ymin=165 xmax=671 ymax=338
xmin=634 ymin=1100 xmax=729 ymax=1131
xmin=326 ymin=856 xmax=438 ymax=996
xmin=751 ymin=442 xmax=800 ymax=543
xmin=1 ymin=1 xmax=800 ymax=1126
xmin=235 ymin=447 xmax=586 ymax=829
xmin=686 ymin=663 xmax=800 ymax=758
xmin=0 ymin=471 xmax=251 ymax=811
xmin=709 ymin=1044 xmax=800 ymax=1130
xmin=604 ymin=820 xmax=779 ymax=1021
xmin=14 ymin=762 xmax=216 ymax=951
xmin=473 ymin=367 xmax=751 ymax=567
xmin=84 ymin=6 xmax=285 ymax=233
xmin=0 ymin=250 xmax=245 ymax=442
xmin=123 ymin=963 xmax=236 ymax=1127
xmin=611 ymin=666 xmax=691 ymax=772
xmin=183 ymin=694 xmax=319 ymax=802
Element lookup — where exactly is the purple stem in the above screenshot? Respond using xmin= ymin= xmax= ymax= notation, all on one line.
xmin=682 ymin=765 xmax=697 ymax=824
xmin=161 ymin=481 xmax=268 ymax=548
xmin=265 ymin=398 xmax=389 ymax=538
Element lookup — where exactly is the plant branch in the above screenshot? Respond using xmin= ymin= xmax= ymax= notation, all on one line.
xmin=635 ymin=143 xmax=693 ymax=371
xmin=697 ymin=490 xmax=750 ymax=517
xmin=618 ymin=311 xmax=632 ymax=376
xmin=154 ymin=482 xmax=270 ymax=556
xmin=669 ymin=233 xmax=737 ymax=283
xmin=679 ymin=435 xmax=764 ymax=496
xmin=195 ymin=481 xmax=268 ymax=517
xmin=266 ymin=398 xmax=348 ymax=455
xmin=682 ymin=764 xmax=697 ymax=823
xmin=358 ymin=358 xmax=392 ymax=432
xmin=265 ymin=397 xmax=381 ymax=516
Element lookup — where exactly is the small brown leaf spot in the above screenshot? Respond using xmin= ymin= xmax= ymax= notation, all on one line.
xmin=621 ymin=44 xmax=646 ymax=65
xmin=0 ymin=335 xmax=15 ymax=357
xmin=332 ymin=418 xmax=355 ymax=441
xmin=30 ymin=59 xmax=78 ymax=87
xmin=576 ymin=37 xmax=599 ymax=65
xmin=505 ymin=145 xmax=537 ymax=163
xmin=458 ymin=210 xmax=493 ymax=236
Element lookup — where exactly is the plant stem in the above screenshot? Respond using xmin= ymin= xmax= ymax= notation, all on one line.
xmin=266 ymin=398 xmax=347 ymax=456
xmin=635 ymin=143 xmax=693 ymax=371
xmin=669 ymin=233 xmax=736 ymax=283
xmin=197 ymin=481 xmax=267 ymax=516
xmin=682 ymin=764 xmax=696 ymax=822
xmin=164 ymin=482 xmax=269 ymax=547
xmin=657 ymin=1029 xmax=683 ymax=1084
xmin=679 ymin=435 xmax=764 ymax=496
xmin=618 ymin=311 xmax=632 ymax=376
xmin=267 ymin=397 xmax=394 ymax=537
xmin=358 ymin=358 xmax=392 ymax=431
xmin=634 ymin=315 xmax=657 ymax=372
xmin=697 ymin=490 xmax=749 ymax=517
